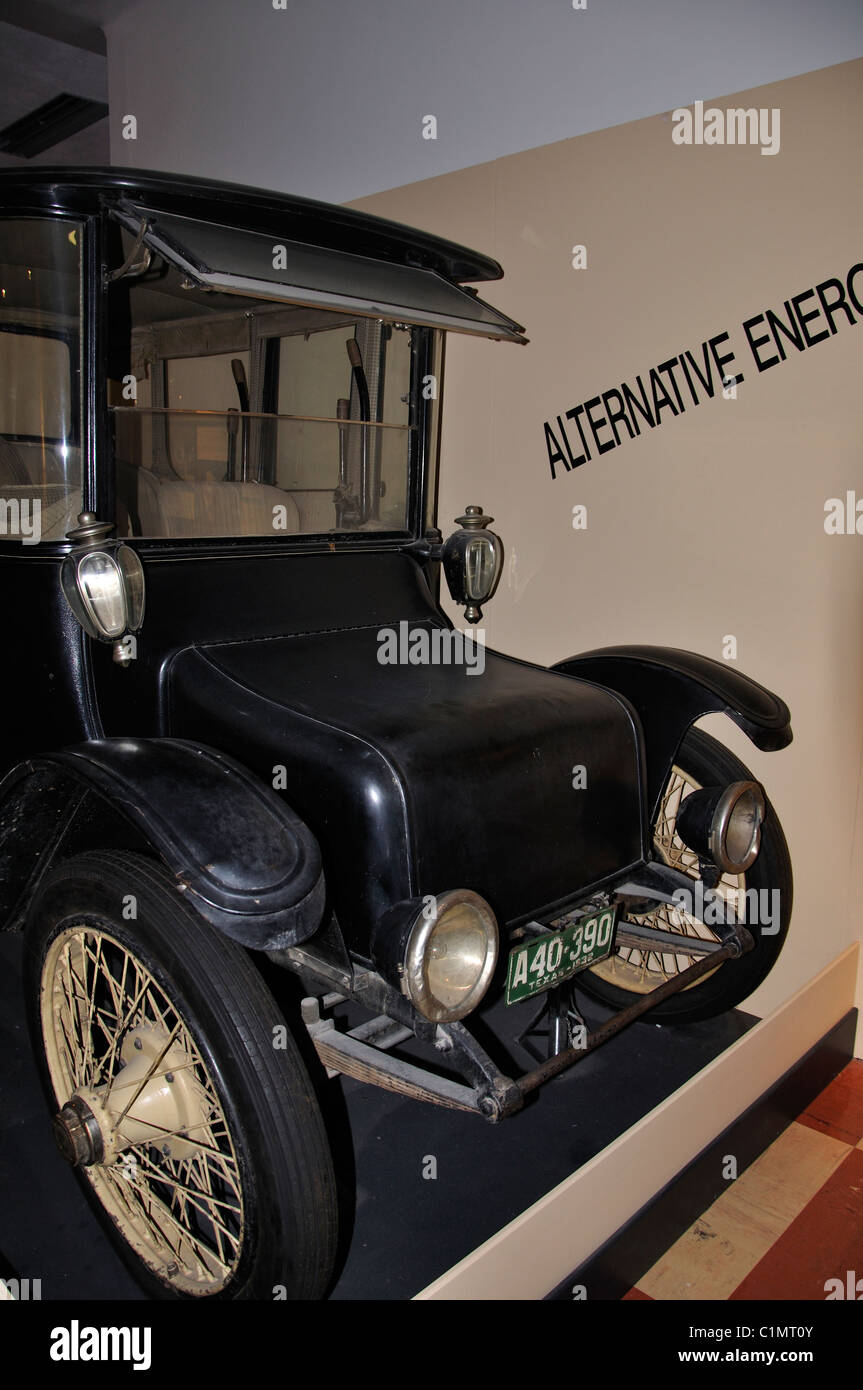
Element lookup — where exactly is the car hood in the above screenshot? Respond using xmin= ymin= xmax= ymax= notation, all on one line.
xmin=164 ymin=624 xmax=646 ymax=948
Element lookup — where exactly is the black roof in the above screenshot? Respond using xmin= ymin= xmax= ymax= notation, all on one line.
xmin=0 ymin=165 xmax=503 ymax=285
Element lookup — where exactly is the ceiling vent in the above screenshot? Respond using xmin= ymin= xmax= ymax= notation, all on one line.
xmin=0 ymin=93 xmax=109 ymax=158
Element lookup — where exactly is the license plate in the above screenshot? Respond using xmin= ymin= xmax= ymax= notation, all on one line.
xmin=505 ymin=905 xmax=618 ymax=1005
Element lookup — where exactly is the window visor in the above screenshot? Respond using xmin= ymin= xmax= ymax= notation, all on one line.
xmin=112 ymin=205 xmax=527 ymax=343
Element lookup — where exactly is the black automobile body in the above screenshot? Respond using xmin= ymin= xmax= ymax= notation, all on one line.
xmin=0 ymin=168 xmax=792 ymax=1299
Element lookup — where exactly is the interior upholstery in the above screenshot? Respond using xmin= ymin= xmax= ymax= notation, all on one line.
xmin=135 ymin=473 xmax=302 ymax=538
xmin=0 ymin=438 xmax=81 ymax=540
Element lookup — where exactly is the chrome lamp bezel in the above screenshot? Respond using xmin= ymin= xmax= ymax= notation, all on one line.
xmin=441 ymin=504 xmax=503 ymax=624
xmin=60 ymin=512 xmax=145 ymax=666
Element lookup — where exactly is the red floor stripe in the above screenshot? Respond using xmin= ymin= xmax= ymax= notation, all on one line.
xmin=730 ymin=1147 xmax=863 ymax=1301
xmin=797 ymin=1059 xmax=863 ymax=1147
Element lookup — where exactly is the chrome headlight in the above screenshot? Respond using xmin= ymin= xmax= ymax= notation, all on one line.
xmin=676 ymin=780 xmax=766 ymax=874
xmin=373 ymin=890 xmax=499 ymax=1023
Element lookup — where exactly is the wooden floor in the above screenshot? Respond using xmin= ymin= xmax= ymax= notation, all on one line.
xmin=624 ymin=1059 xmax=863 ymax=1300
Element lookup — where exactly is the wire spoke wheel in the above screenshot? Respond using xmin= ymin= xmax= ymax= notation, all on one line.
xmin=590 ymin=763 xmax=744 ymax=993
xmin=25 ymin=851 xmax=338 ymax=1300
xmin=579 ymin=728 xmax=792 ymax=1023
xmin=42 ymin=924 xmax=243 ymax=1294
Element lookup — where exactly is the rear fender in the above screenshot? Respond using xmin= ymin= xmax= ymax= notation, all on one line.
xmin=552 ymin=645 xmax=792 ymax=821
xmin=0 ymin=737 xmax=324 ymax=949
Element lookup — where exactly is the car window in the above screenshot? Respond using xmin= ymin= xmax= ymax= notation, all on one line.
xmin=0 ymin=219 xmax=83 ymax=544
xmin=108 ymin=229 xmax=417 ymax=541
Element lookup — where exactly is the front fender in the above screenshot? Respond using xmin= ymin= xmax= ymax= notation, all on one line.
xmin=0 ymin=738 xmax=324 ymax=949
xmin=551 ymin=645 xmax=791 ymax=820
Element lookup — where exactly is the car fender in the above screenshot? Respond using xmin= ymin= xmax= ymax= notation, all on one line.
xmin=0 ymin=737 xmax=324 ymax=949
xmin=551 ymin=645 xmax=792 ymax=820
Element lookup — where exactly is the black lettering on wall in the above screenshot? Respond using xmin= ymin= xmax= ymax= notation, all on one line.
xmin=742 ymin=314 xmax=779 ymax=371
xmin=544 ymin=420 xmax=569 ymax=479
xmin=622 ymin=377 xmax=656 ymax=434
xmin=791 ymin=289 xmax=830 ymax=348
xmin=542 ymin=259 xmax=858 ymax=480
xmin=816 ymin=277 xmax=856 ymax=333
xmin=603 ymin=388 xmax=636 ymax=445
xmin=766 ymin=301 xmax=805 ymax=360
xmin=649 ymin=368 xmax=678 ymax=423
xmin=682 ymin=344 xmax=717 ymax=400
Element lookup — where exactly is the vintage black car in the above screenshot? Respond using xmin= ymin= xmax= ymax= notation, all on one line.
xmin=0 ymin=167 xmax=792 ymax=1300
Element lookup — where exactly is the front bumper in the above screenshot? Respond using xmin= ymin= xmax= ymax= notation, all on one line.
xmin=289 ymin=905 xmax=754 ymax=1122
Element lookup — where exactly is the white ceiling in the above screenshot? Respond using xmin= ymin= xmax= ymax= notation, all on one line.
xmin=101 ymin=0 xmax=863 ymax=204
xmin=0 ymin=0 xmax=145 ymax=54
xmin=0 ymin=1 xmax=122 ymax=167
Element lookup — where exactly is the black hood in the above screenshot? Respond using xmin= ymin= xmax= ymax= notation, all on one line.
xmin=165 ymin=625 xmax=646 ymax=949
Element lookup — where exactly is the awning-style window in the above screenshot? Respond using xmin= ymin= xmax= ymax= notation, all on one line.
xmin=113 ymin=205 xmax=526 ymax=343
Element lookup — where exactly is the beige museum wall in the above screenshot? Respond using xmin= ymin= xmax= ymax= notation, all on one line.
xmin=352 ymin=59 xmax=863 ymax=1029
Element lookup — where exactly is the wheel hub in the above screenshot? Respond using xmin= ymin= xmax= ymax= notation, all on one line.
xmin=53 ymin=1094 xmax=104 ymax=1166
xmin=53 ymin=1024 xmax=212 ymax=1167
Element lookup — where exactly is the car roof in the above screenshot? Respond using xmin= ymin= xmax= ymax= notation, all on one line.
xmin=0 ymin=165 xmax=503 ymax=285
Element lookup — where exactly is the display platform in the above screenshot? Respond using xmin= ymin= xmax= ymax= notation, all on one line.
xmin=544 ymin=1008 xmax=858 ymax=1299
xmin=0 ymin=930 xmax=855 ymax=1301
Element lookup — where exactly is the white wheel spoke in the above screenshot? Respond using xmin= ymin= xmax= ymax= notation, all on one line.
xmin=42 ymin=923 xmax=244 ymax=1294
xmin=591 ymin=759 xmax=745 ymax=995
xmin=100 ymin=973 xmax=156 ymax=1100
xmin=132 ymin=1149 xmax=240 ymax=1240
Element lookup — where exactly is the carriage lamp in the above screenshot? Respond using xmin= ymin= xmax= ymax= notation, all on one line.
xmin=60 ymin=513 xmax=145 ymax=666
xmin=676 ymin=780 xmax=766 ymax=874
xmin=372 ymin=889 xmax=499 ymax=1023
xmin=441 ymin=505 xmax=503 ymax=624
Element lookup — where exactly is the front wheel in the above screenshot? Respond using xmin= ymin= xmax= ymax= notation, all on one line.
xmin=578 ymin=728 xmax=792 ymax=1023
xmin=24 ymin=851 xmax=338 ymax=1299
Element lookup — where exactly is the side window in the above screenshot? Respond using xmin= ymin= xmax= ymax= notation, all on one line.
xmin=0 ymin=219 xmax=82 ymax=543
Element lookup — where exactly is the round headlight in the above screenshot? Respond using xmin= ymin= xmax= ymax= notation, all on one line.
xmin=677 ymin=780 xmax=766 ymax=874
xmin=402 ymin=890 xmax=499 ymax=1022
xmin=716 ymin=783 xmax=765 ymax=872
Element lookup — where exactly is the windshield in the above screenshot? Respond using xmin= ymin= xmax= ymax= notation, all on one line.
xmin=108 ymin=228 xmax=430 ymax=540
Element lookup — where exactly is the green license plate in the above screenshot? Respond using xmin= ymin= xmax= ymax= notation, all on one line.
xmin=505 ymin=905 xmax=618 ymax=1005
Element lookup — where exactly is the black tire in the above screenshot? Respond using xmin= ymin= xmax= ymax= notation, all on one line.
xmin=577 ymin=728 xmax=792 ymax=1023
xmin=23 ymin=850 xmax=338 ymax=1300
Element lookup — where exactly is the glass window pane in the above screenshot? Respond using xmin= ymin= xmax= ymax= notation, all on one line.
xmin=277 ymin=326 xmax=354 ymax=419
xmin=166 ymin=351 xmax=250 ymax=415
xmin=109 ymin=239 xmax=418 ymax=539
xmin=0 ymin=333 xmax=71 ymax=437
xmin=0 ymin=219 xmax=83 ymax=543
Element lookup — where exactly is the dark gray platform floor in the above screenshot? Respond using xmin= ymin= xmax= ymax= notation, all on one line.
xmin=0 ymin=930 xmax=755 ymax=1301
